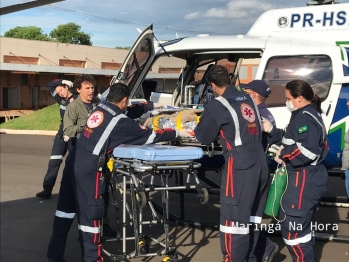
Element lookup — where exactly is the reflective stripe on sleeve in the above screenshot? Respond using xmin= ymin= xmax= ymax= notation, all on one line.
xmin=78 ymin=224 xmax=100 ymax=234
xmin=144 ymin=130 xmax=156 ymax=144
xmin=60 ymin=104 xmax=67 ymax=110
xmin=220 ymin=224 xmax=249 ymax=234
xmin=92 ymin=114 xmax=127 ymax=155
xmin=296 ymin=142 xmax=318 ymax=160
xmin=249 ymin=216 xmax=262 ymax=224
xmin=283 ymin=232 xmax=312 ymax=246
xmin=215 ymin=96 xmax=242 ymax=146
xmin=282 ymin=137 xmax=295 ymax=145
xmin=55 ymin=210 xmax=75 ymax=219
xmin=50 ymin=155 xmax=63 ymax=160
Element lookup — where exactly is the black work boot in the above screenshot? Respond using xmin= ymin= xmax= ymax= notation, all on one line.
xmin=47 ymin=259 xmax=66 ymax=262
xmin=36 ymin=185 xmax=52 ymax=199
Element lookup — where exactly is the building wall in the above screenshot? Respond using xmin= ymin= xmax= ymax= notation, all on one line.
xmin=0 ymin=37 xmax=261 ymax=111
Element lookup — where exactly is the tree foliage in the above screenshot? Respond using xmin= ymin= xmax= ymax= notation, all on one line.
xmin=50 ymin=22 xmax=92 ymax=45
xmin=4 ymin=26 xmax=51 ymax=41
xmin=115 ymin=46 xmax=131 ymax=50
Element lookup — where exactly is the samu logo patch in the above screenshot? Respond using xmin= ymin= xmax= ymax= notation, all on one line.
xmin=87 ymin=111 xmax=104 ymax=128
xmin=298 ymin=126 xmax=308 ymax=134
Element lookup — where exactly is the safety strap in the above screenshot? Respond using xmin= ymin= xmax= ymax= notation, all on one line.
xmin=215 ymin=96 xmax=242 ymax=146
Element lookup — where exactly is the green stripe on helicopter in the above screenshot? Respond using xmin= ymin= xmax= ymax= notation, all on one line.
xmin=336 ymin=41 xmax=349 ymax=63
xmin=328 ymin=122 xmax=346 ymax=150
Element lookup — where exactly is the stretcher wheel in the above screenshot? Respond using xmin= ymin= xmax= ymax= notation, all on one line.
xmin=136 ymin=191 xmax=147 ymax=208
xmin=138 ymin=240 xmax=149 ymax=254
xmin=197 ymin=188 xmax=209 ymax=204
xmin=162 ymin=254 xmax=178 ymax=262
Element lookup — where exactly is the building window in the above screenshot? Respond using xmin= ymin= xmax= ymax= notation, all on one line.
xmin=59 ymin=59 xmax=86 ymax=68
xmin=21 ymin=74 xmax=29 ymax=85
xmin=3 ymin=55 xmax=39 ymax=65
xmin=239 ymin=65 xmax=248 ymax=80
xmin=252 ymin=65 xmax=259 ymax=80
xmin=2 ymin=87 xmax=20 ymax=109
xmin=101 ymin=62 xmax=121 ymax=70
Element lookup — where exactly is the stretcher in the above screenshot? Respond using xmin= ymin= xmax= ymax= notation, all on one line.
xmin=103 ymin=144 xmax=208 ymax=262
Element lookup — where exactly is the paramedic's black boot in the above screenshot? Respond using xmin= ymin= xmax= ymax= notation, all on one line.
xmin=36 ymin=186 xmax=52 ymax=199
xmin=47 ymin=259 xmax=66 ymax=262
xmin=262 ymin=243 xmax=279 ymax=262
xmin=103 ymin=223 xmax=117 ymax=237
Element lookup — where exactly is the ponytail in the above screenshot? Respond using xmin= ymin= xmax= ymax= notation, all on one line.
xmin=311 ymin=94 xmax=322 ymax=114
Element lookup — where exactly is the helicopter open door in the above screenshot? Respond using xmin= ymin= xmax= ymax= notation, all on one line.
xmin=99 ymin=25 xmax=155 ymax=102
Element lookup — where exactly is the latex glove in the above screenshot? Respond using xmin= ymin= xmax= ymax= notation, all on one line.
xmin=62 ymin=80 xmax=73 ymax=88
xmin=274 ymin=145 xmax=284 ymax=164
xmin=262 ymin=119 xmax=273 ymax=133
xmin=153 ymin=103 xmax=164 ymax=109
xmin=178 ymin=128 xmax=194 ymax=138
xmin=63 ymin=135 xmax=70 ymax=142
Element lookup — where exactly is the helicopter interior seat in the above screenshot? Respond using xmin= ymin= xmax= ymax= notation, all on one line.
xmin=192 ymin=64 xmax=214 ymax=105
xmin=142 ymin=80 xmax=157 ymax=101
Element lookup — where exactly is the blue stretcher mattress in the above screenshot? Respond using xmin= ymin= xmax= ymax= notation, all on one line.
xmin=113 ymin=144 xmax=204 ymax=161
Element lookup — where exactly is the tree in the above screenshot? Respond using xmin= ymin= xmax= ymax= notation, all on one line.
xmin=115 ymin=46 xmax=131 ymax=50
xmin=50 ymin=23 xmax=92 ymax=45
xmin=4 ymin=26 xmax=51 ymax=41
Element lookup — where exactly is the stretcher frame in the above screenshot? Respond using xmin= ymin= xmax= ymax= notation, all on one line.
xmin=102 ymin=156 xmax=208 ymax=262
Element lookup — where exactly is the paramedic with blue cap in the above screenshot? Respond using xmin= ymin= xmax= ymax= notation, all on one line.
xmin=62 ymin=83 xmax=192 ymax=262
xmin=240 ymin=80 xmax=277 ymax=148
xmin=194 ymin=65 xmax=272 ymax=262
xmin=240 ymin=80 xmax=279 ymax=261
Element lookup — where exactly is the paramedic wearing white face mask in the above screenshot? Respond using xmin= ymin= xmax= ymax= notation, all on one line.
xmin=262 ymin=79 xmax=329 ymax=262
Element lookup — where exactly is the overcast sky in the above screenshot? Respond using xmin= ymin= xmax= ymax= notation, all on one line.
xmin=1 ymin=0 xmax=349 ymax=48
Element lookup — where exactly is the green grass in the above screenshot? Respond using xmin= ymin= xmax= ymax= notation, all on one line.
xmin=0 ymin=104 xmax=61 ymax=130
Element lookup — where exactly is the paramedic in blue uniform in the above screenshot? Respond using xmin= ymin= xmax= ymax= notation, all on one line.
xmin=241 ymin=80 xmax=277 ymax=149
xmin=47 ymin=82 xmax=192 ymax=262
xmin=194 ymin=65 xmax=270 ymax=262
xmin=240 ymin=80 xmax=279 ymax=262
xmin=262 ymin=79 xmax=329 ymax=262
xmin=36 ymin=79 xmax=78 ymax=199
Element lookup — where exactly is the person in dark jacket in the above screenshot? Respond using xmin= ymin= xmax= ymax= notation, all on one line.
xmin=36 ymin=79 xmax=78 ymax=199
xmin=46 ymin=82 xmax=192 ymax=262
xmin=262 ymin=79 xmax=329 ymax=262
xmin=194 ymin=65 xmax=272 ymax=262
xmin=240 ymin=80 xmax=279 ymax=262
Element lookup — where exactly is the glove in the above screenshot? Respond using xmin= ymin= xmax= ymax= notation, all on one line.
xmin=153 ymin=103 xmax=164 ymax=109
xmin=62 ymin=80 xmax=73 ymax=88
xmin=274 ymin=145 xmax=284 ymax=164
xmin=262 ymin=119 xmax=273 ymax=133
xmin=178 ymin=128 xmax=194 ymax=138
xmin=63 ymin=135 xmax=70 ymax=142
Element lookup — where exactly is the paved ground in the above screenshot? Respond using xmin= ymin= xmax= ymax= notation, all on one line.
xmin=0 ymin=133 xmax=348 ymax=262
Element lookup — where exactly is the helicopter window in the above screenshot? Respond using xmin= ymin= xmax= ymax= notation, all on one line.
xmin=262 ymin=55 xmax=333 ymax=107
xmin=124 ymin=39 xmax=151 ymax=87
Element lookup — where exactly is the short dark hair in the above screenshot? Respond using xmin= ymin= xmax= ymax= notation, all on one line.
xmin=74 ymin=74 xmax=96 ymax=90
xmin=107 ymin=83 xmax=131 ymax=103
xmin=206 ymin=65 xmax=231 ymax=88
xmin=286 ymin=79 xmax=322 ymax=113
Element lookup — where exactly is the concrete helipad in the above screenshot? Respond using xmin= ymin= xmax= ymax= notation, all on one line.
xmin=1 ymin=133 xmax=348 ymax=262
